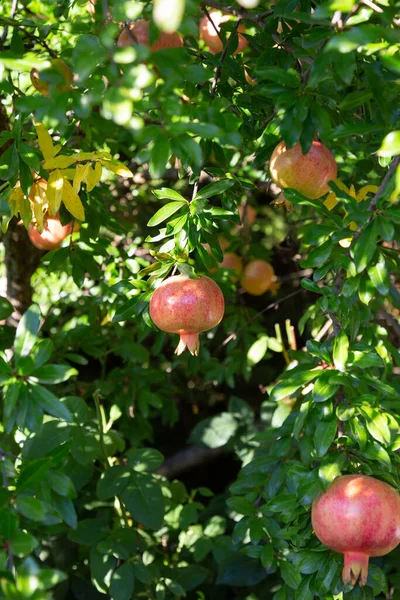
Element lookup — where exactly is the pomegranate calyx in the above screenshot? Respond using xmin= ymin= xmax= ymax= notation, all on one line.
xmin=175 ymin=333 xmax=200 ymax=356
xmin=342 ymin=551 xmax=369 ymax=587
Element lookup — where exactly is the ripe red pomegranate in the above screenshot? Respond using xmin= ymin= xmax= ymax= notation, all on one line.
xmin=241 ymin=260 xmax=275 ymax=296
xmin=312 ymin=475 xmax=400 ymax=587
xmin=270 ymin=140 xmax=337 ymax=199
xmin=149 ymin=275 xmax=225 ymax=356
xmin=117 ymin=20 xmax=183 ymax=51
xmin=199 ymin=10 xmax=248 ymax=55
xmin=28 ymin=215 xmax=73 ymax=251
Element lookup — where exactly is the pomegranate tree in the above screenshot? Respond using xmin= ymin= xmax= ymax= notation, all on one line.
xmin=149 ymin=275 xmax=225 ymax=356
xmin=312 ymin=475 xmax=400 ymax=587
xmin=270 ymin=140 xmax=337 ymax=199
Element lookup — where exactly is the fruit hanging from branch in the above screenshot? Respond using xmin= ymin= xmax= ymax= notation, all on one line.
xmin=199 ymin=10 xmax=248 ymax=55
xmin=149 ymin=275 xmax=225 ymax=356
xmin=312 ymin=475 xmax=400 ymax=587
xmin=241 ymin=260 xmax=275 ymax=296
xmin=117 ymin=20 xmax=183 ymax=51
xmin=270 ymin=140 xmax=337 ymax=200
xmin=28 ymin=214 xmax=73 ymax=251
xmin=30 ymin=59 xmax=73 ymax=96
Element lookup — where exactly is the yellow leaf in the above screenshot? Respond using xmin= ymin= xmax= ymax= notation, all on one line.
xmin=9 ymin=185 xmax=25 ymax=216
xmin=34 ymin=123 xmax=61 ymax=160
xmin=324 ymin=191 xmax=339 ymax=211
xmin=356 ymin=185 xmax=378 ymax=202
xmin=100 ymin=159 xmax=133 ymax=178
xmin=76 ymin=151 xmax=112 ymax=161
xmin=62 ymin=178 xmax=85 ymax=221
xmin=86 ymin=162 xmax=102 ymax=192
xmin=60 ymin=169 xmax=76 ymax=180
xmin=73 ymin=163 xmax=90 ymax=193
xmin=43 ymin=155 xmax=80 ymax=170
xmin=47 ymin=169 xmax=64 ymax=215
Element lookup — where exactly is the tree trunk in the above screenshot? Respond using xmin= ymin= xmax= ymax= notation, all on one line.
xmin=3 ymin=218 xmax=42 ymax=325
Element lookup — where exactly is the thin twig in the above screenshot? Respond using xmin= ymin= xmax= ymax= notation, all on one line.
xmin=314 ymin=317 xmax=333 ymax=342
xmin=211 ymin=16 xmax=242 ymax=98
xmin=219 ymin=288 xmax=303 ymax=349
xmin=0 ymin=0 xmax=18 ymax=48
xmin=378 ymin=309 xmax=400 ymax=341
xmin=361 ymin=0 xmax=384 ymax=12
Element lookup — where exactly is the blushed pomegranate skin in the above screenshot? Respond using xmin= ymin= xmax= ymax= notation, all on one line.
xmin=241 ymin=260 xmax=275 ymax=296
xmin=312 ymin=475 xmax=400 ymax=587
xmin=199 ymin=11 xmax=248 ymax=55
xmin=149 ymin=275 xmax=225 ymax=356
xmin=269 ymin=141 xmax=337 ymax=200
xmin=117 ymin=20 xmax=183 ymax=51
xmin=28 ymin=217 xmax=73 ymax=251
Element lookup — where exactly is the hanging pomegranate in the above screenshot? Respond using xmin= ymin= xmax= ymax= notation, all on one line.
xmin=312 ymin=474 xmax=400 ymax=587
xmin=149 ymin=275 xmax=225 ymax=356
xmin=269 ymin=140 xmax=337 ymax=200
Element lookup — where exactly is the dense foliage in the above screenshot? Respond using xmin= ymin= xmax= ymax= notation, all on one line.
xmin=0 ymin=0 xmax=399 ymax=599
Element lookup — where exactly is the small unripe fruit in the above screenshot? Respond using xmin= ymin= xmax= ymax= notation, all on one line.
xmin=199 ymin=10 xmax=248 ymax=55
xmin=150 ymin=275 xmax=225 ymax=356
xmin=312 ymin=475 xmax=400 ymax=587
xmin=270 ymin=141 xmax=337 ymax=200
xmin=28 ymin=215 xmax=73 ymax=251
xmin=30 ymin=59 xmax=73 ymax=96
xmin=117 ymin=20 xmax=183 ymax=51
xmin=241 ymin=260 xmax=275 ymax=296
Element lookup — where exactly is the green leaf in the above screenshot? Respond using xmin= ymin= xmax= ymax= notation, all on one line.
xmin=247 ymin=336 xmax=269 ymax=366
xmin=149 ymin=131 xmax=171 ymax=179
xmin=314 ymin=419 xmax=337 ymax=457
xmin=90 ymin=545 xmax=117 ymax=594
xmin=226 ymin=497 xmax=256 ymax=516
xmin=121 ymin=472 xmax=164 ymax=530
xmin=153 ymin=188 xmax=187 ymax=201
xmin=96 ymin=466 xmax=131 ymax=500
xmin=350 ymin=220 xmax=378 ymax=274
xmin=312 ymin=371 xmax=339 ymax=402
xmin=29 ymin=383 xmax=73 ymax=422
xmin=17 ymin=141 xmax=41 ymax=172
xmin=361 ymin=407 xmax=391 ymax=446
xmin=14 ymin=305 xmax=41 ymax=360
xmin=47 ymin=471 xmax=77 ymax=498
xmin=3 ymin=379 xmax=20 ymax=434
xmin=217 ymin=553 xmax=267 ymax=586
xmin=126 ymin=448 xmax=164 ymax=472
xmin=16 ymin=496 xmax=47 ymax=521
xmin=280 ymin=561 xmax=302 ymax=589
xmin=368 ymin=259 xmax=390 ymax=296
xmin=10 ymin=530 xmax=38 ymax=556
xmin=69 ymin=519 xmax=109 ymax=545
xmin=194 ymin=179 xmax=235 ymax=201
xmin=110 ymin=562 xmax=135 ymax=600
xmin=0 ymin=509 xmax=18 ymax=540
xmin=175 ymin=566 xmax=208 ymax=591
xmin=147 ymin=201 xmax=188 ymax=227
xmin=52 ymin=495 xmax=78 ymax=528
xmin=318 ymin=453 xmax=346 ymax=488
xmin=377 ymin=131 xmax=400 ymax=157
xmin=30 ymin=364 xmax=78 ymax=384
xmin=333 ymin=331 xmax=349 ymax=372
xmin=172 ymin=133 xmax=203 ymax=170
xmin=255 ymin=66 xmax=300 ymax=88
xmin=17 ymin=458 xmax=51 ymax=492
xmin=190 ymin=413 xmax=238 ymax=448
xmin=297 ymin=552 xmax=328 ymax=575
xmin=0 ymin=143 xmax=19 ymax=180
xmin=0 ymin=297 xmax=13 ymax=320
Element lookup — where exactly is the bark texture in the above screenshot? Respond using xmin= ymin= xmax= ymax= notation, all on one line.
xmin=3 ymin=218 xmax=42 ymax=325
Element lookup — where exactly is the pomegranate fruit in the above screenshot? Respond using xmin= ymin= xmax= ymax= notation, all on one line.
xmin=149 ymin=275 xmax=225 ymax=356
xmin=269 ymin=141 xmax=337 ymax=200
xmin=241 ymin=260 xmax=275 ymax=296
xmin=312 ymin=474 xmax=400 ymax=587
xmin=219 ymin=253 xmax=243 ymax=279
xmin=28 ymin=215 xmax=73 ymax=251
xmin=30 ymin=59 xmax=73 ymax=96
xmin=239 ymin=204 xmax=256 ymax=227
xmin=199 ymin=10 xmax=248 ymax=55
xmin=117 ymin=20 xmax=183 ymax=51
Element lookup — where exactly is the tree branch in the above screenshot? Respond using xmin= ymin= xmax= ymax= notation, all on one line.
xmin=211 ymin=16 xmax=243 ymax=98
